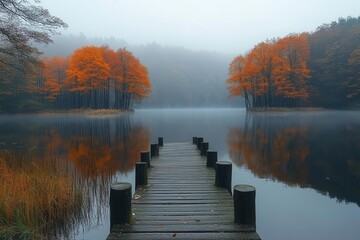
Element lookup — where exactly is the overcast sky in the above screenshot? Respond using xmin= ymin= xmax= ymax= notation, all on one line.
xmin=43 ymin=0 xmax=360 ymax=54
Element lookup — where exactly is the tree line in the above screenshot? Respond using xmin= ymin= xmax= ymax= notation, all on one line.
xmin=226 ymin=33 xmax=309 ymax=109
xmin=41 ymin=46 xmax=151 ymax=109
xmin=227 ymin=16 xmax=360 ymax=109
xmin=0 ymin=1 xmax=151 ymax=112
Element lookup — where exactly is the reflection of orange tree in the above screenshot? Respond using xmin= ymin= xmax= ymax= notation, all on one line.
xmin=228 ymin=127 xmax=309 ymax=187
xmin=21 ymin=121 xmax=150 ymax=236
xmin=66 ymin=126 xmax=150 ymax=178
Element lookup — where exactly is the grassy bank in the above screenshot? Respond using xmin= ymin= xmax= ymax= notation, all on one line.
xmin=0 ymin=152 xmax=83 ymax=239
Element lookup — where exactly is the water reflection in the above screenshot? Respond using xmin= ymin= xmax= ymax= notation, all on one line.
xmin=0 ymin=114 xmax=150 ymax=238
xmin=228 ymin=111 xmax=360 ymax=207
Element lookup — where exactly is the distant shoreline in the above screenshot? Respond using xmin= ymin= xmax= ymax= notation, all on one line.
xmin=248 ymin=107 xmax=325 ymax=112
xmin=37 ymin=109 xmax=133 ymax=115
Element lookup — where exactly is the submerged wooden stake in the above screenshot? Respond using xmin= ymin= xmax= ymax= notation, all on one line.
xmin=109 ymin=182 xmax=132 ymax=230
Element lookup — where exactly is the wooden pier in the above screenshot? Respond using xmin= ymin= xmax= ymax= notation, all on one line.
xmin=107 ymin=141 xmax=261 ymax=240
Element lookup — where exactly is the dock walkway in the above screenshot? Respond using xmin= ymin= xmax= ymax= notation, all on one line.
xmin=107 ymin=142 xmax=261 ymax=240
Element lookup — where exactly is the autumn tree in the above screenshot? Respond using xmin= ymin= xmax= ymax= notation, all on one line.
xmin=65 ymin=46 xmax=110 ymax=108
xmin=226 ymin=55 xmax=250 ymax=108
xmin=226 ymin=33 xmax=310 ymax=109
xmin=39 ymin=46 xmax=151 ymax=110
xmin=273 ymin=33 xmax=310 ymax=106
xmin=247 ymin=41 xmax=276 ymax=108
xmin=41 ymin=56 xmax=69 ymax=106
xmin=115 ymin=48 xmax=151 ymax=109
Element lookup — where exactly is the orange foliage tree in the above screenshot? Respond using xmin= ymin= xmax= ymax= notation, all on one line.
xmin=115 ymin=48 xmax=151 ymax=109
xmin=273 ymin=33 xmax=310 ymax=104
xmin=41 ymin=46 xmax=151 ymax=109
xmin=226 ymin=33 xmax=310 ymax=109
xmin=65 ymin=46 xmax=111 ymax=108
xmin=41 ymin=57 xmax=69 ymax=106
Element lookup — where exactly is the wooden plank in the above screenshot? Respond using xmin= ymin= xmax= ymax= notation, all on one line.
xmin=107 ymin=232 xmax=261 ymax=240
xmin=107 ymin=142 xmax=261 ymax=240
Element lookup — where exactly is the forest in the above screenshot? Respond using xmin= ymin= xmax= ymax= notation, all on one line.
xmin=39 ymin=37 xmax=235 ymax=108
xmin=0 ymin=45 xmax=151 ymax=111
xmin=227 ymin=16 xmax=360 ymax=109
xmin=1 ymin=13 xmax=360 ymax=112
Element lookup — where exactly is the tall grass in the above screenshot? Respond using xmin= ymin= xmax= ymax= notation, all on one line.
xmin=0 ymin=151 xmax=83 ymax=239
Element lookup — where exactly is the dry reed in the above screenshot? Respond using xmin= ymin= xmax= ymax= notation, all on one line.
xmin=0 ymin=152 xmax=83 ymax=239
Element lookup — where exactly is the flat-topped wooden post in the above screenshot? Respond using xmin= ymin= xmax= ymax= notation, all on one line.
xmin=150 ymin=143 xmax=159 ymax=158
xmin=192 ymin=137 xmax=197 ymax=144
xmin=109 ymin=182 xmax=132 ymax=230
xmin=215 ymin=161 xmax=232 ymax=194
xmin=158 ymin=137 xmax=163 ymax=147
xmin=206 ymin=150 xmax=217 ymax=168
xmin=234 ymin=184 xmax=256 ymax=230
xmin=200 ymin=142 xmax=209 ymax=156
xmin=196 ymin=137 xmax=203 ymax=149
xmin=135 ymin=162 xmax=148 ymax=188
xmin=140 ymin=151 xmax=150 ymax=167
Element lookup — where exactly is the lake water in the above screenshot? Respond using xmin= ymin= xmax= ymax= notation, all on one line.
xmin=1 ymin=109 xmax=360 ymax=240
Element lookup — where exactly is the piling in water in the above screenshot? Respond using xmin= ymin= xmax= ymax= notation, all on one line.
xmin=158 ymin=137 xmax=163 ymax=147
xmin=206 ymin=150 xmax=217 ymax=168
xmin=196 ymin=137 xmax=204 ymax=150
xmin=201 ymin=142 xmax=209 ymax=156
xmin=215 ymin=161 xmax=232 ymax=194
xmin=135 ymin=162 xmax=148 ymax=188
xmin=140 ymin=151 xmax=150 ymax=167
xmin=233 ymin=184 xmax=256 ymax=230
xmin=150 ymin=143 xmax=159 ymax=158
xmin=110 ymin=182 xmax=132 ymax=230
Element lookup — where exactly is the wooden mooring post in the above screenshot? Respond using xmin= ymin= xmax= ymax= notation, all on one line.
xmin=200 ymin=142 xmax=209 ymax=156
xmin=234 ymin=184 xmax=256 ymax=230
xmin=196 ymin=137 xmax=203 ymax=149
xmin=158 ymin=137 xmax=163 ymax=147
xmin=206 ymin=150 xmax=217 ymax=168
xmin=215 ymin=161 xmax=232 ymax=194
xmin=140 ymin=151 xmax=150 ymax=167
xmin=150 ymin=143 xmax=159 ymax=158
xmin=135 ymin=162 xmax=148 ymax=188
xmin=109 ymin=182 xmax=132 ymax=230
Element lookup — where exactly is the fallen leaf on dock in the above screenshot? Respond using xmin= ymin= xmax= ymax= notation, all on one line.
xmin=134 ymin=195 xmax=141 ymax=200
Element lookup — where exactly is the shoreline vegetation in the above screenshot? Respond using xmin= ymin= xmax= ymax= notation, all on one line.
xmin=0 ymin=152 xmax=83 ymax=239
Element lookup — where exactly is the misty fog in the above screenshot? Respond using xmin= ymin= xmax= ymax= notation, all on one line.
xmin=38 ymin=34 xmax=241 ymax=108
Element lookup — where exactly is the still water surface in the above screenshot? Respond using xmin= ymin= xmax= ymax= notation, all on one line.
xmin=1 ymin=109 xmax=360 ymax=240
